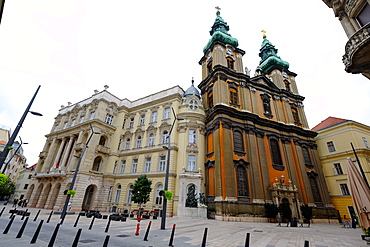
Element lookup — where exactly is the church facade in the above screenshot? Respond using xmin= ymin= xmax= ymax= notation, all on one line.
xmin=26 ymin=10 xmax=336 ymax=220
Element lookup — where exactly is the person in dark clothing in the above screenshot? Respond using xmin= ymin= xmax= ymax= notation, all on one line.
xmin=352 ymin=217 xmax=357 ymax=229
xmin=13 ymin=199 xmax=18 ymax=207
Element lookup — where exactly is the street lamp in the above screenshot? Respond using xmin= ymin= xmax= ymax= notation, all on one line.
xmin=0 ymin=85 xmax=42 ymax=172
xmin=2 ymin=136 xmax=28 ymax=174
xmin=60 ymin=124 xmax=100 ymax=225
xmin=161 ymin=108 xmax=184 ymax=230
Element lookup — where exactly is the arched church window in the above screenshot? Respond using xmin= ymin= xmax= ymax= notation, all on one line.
xmin=308 ymin=173 xmax=323 ymax=203
xmin=302 ymin=147 xmax=313 ymax=168
xmin=227 ymin=57 xmax=234 ymax=70
xmin=270 ymin=139 xmax=284 ymax=171
xmin=229 ymin=88 xmax=238 ymax=105
xmin=236 ymin=165 xmax=249 ymax=197
xmin=233 ymin=130 xmax=244 ymax=152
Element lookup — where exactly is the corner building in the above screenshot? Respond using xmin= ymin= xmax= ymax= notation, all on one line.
xmin=199 ymin=11 xmax=335 ymax=220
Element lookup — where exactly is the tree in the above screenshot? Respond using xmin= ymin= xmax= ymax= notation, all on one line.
xmin=0 ymin=175 xmax=15 ymax=199
xmin=131 ymin=175 xmax=152 ymax=211
xmin=300 ymin=204 xmax=313 ymax=221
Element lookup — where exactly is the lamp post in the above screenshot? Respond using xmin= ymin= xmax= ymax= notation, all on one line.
xmin=161 ymin=108 xmax=183 ymax=230
xmin=60 ymin=124 xmax=100 ymax=225
xmin=0 ymin=85 xmax=42 ymax=172
xmin=2 ymin=137 xmax=28 ymax=174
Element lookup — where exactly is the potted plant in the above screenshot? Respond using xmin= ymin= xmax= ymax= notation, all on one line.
xmin=264 ymin=203 xmax=279 ymax=223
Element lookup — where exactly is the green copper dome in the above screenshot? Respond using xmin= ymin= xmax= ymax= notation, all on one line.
xmin=203 ymin=11 xmax=239 ymax=53
xmin=258 ymin=35 xmax=289 ymax=73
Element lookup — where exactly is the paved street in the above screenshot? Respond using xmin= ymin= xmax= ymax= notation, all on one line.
xmin=0 ymin=205 xmax=367 ymax=247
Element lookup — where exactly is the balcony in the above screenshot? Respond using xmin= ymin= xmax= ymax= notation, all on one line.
xmin=343 ymin=22 xmax=370 ymax=78
xmin=35 ymin=170 xmax=66 ymax=178
xmin=96 ymin=145 xmax=110 ymax=154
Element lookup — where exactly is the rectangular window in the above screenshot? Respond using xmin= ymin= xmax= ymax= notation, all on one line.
xmin=333 ymin=163 xmax=343 ymax=175
xmin=131 ymin=159 xmax=138 ymax=173
xmin=89 ymin=112 xmax=95 ymax=120
xmin=189 ymin=129 xmax=196 ymax=143
xmin=340 ymin=184 xmax=350 ymax=195
xmin=230 ymin=88 xmax=238 ymax=105
xmin=105 ymin=114 xmax=114 ymax=125
xmin=140 ymin=115 xmax=145 ymax=125
xmin=23 ymin=184 xmax=28 ymax=190
xmin=164 ymin=108 xmax=170 ymax=119
xmin=79 ymin=116 xmax=84 ymax=123
xmin=113 ymin=164 xmax=117 ymax=173
xmin=356 ymin=3 xmax=370 ymax=27
xmin=327 ymin=141 xmax=336 ymax=152
xmin=187 ymin=155 xmax=196 ymax=171
xmin=28 ymin=175 xmax=32 ymax=179
xmin=151 ymin=112 xmax=157 ymax=122
xmin=129 ymin=118 xmax=134 ymax=128
xmin=158 ymin=156 xmax=166 ymax=171
xmin=119 ymin=160 xmax=125 ymax=174
xmin=363 ymin=137 xmax=369 ymax=148
xmin=144 ymin=158 xmax=151 ymax=172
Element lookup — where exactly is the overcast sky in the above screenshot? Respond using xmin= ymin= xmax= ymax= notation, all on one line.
xmin=0 ymin=0 xmax=369 ymax=166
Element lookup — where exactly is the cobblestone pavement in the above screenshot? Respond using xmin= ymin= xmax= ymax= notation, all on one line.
xmin=0 ymin=205 xmax=367 ymax=247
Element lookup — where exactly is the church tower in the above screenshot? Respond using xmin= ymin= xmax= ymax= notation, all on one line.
xmin=199 ymin=9 xmax=334 ymax=220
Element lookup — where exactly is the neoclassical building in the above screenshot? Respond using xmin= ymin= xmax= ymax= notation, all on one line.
xmin=28 ymin=10 xmax=336 ymax=220
xmin=199 ymin=11 xmax=335 ymax=219
xmin=27 ymin=85 xmax=206 ymax=216
xmin=322 ymin=0 xmax=370 ymax=79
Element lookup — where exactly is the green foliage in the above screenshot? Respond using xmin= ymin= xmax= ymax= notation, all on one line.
xmin=264 ymin=203 xmax=279 ymax=218
xmin=0 ymin=177 xmax=15 ymax=197
xmin=278 ymin=201 xmax=292 ymax=220
xmin=0 ymin=174 xmax=8 ymax=184
xmin=300 ymin=204 xmax=313 ymax=220
xmin=164 ymin=190 xmax=172 ymax=201
xmin=131 ymin=175 xmax=152 ymax=206
xmin=67 ymin=190 xmax=76 ymax=198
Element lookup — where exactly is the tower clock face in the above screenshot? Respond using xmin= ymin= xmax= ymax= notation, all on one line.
xmin=226 ymin=48 xmax=232 ymax=54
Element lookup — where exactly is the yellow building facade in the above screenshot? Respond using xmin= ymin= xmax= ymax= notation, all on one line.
xmin=313 ymin=117 xmax=370 ymax=219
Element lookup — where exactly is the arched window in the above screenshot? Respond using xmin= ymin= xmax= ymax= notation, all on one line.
xmin=107 ymin=186 xmax=113 ymax=202
xmin=291 ymin=106 xmax=301 ymax=125
xmin=284 ymin=80 xmax=291 ymax=91
xmin=270 ymin=139 xmax=283 ymax=171
xmin=114 ymin=185 xmax=121 ymax=203
xmin=126 ymin=185 xmax=133 ymax=203
xmin=135 ymin=136 xmax=142 ymax=148
xmin=233 ymin=131 xmax=244 ymax=152
xmin=236 ymin=165 xmax=249 ymax=197
xmin=92 ymin=157 xmax=102 ymax=171
xmin=162 ymin=131 xmax=169 ymax=144
xmin=155 ymin=184 xmax=163 ymax=205
xmin=208 ymin=92 xmax=214 ymax=108
xmin=148 ymin=133 xmax=155 ymax=146
xmin=302 ymin=147 xmax=313 ymax=168
xmin=229 ymin=88 xmax=238 ymax=105
xmin=308 ymin=173 xmax=323 ymax=203
xmin=124 ymin=138 xmax=130 ymax=150
xmin=227 ymin=57 xmax=234 ymax=70
xmin=189 ymin=100 xmax=198 ymax=110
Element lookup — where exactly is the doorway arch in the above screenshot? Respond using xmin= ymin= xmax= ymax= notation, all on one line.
xmin=82 ymin=185 xmax=97 ymax=211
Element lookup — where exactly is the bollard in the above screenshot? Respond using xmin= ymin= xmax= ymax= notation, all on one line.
xmin=74 ymin=213 xmax=81 ymax=227
xmin=47 ymin=223 xmax=60 ymax=247
xmin=143 ymin=220 xmax=152 ymax=241
xmin=135 ymin=223 xmax=140 ymax=236
xmin=168 ymin=224 xmax=176 ymax=247
xmin=33 ymin=210 xmax=41 ymax=221
xmin=304 ymin=240 xmax=309 ymax=247
xmin=30 ymin=220 xmax=44 ymax=244
xmin=16 ymin=217 xmax=29 ymax=238
xmin=102 ymin=235 xmax=110 ymax=247
xmin=88 ymin=216 xmax=96 ymax=230
xmin=245 ymin=232 xmax=250 ymax=247
xmin=201 ymin=227 xmax=208 ymax=247
xmin=46 ymin=211 xmax=53 ymax=223
xmin=105 ymin=218 xmax=111 ymax=233
xmin=21 ymin=209 xmax=28 ymax=220
xmin=3 ymin=215 xmax=15 ymax=234
xmin=0 ymin=206 xmax=5 ymax=217
xmin=71 ymin=228 xmax=82 ymax=247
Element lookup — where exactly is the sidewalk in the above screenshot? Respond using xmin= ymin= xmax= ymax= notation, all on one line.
xmin=0 ymin=204 xmax=367 ymax=246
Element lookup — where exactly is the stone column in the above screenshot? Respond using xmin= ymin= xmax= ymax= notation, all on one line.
xmin=42 ymin=138 xmax=57 ymax=172
xmin=52 ymin=137 xmax=67 ymax=170
xmin=60 ymin=136 xmax=75 ymax=167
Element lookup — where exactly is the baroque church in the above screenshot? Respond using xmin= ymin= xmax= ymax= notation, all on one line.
xmin=26 ymin=10 xmax=336 ymax=220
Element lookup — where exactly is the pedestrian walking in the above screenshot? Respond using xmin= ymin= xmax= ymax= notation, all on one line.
xmin=13 ymin=198 xmax=18 ymax=207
